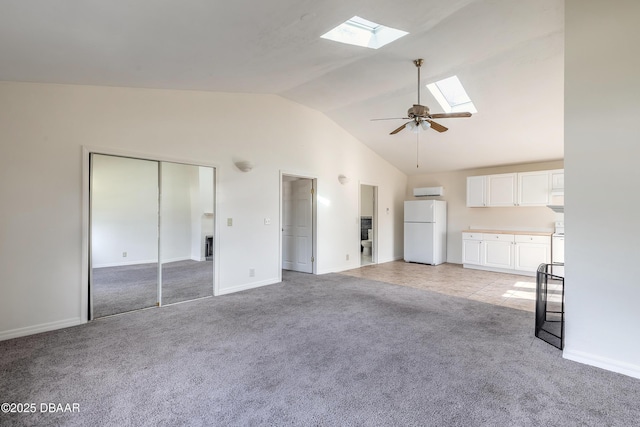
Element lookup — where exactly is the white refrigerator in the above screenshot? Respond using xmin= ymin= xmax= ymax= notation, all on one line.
xmin=404 ymin=200 xmax=447 ymax=265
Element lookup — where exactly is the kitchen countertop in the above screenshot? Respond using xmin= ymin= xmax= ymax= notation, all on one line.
xmin=465 ymin=229 xmax=553 ymax=236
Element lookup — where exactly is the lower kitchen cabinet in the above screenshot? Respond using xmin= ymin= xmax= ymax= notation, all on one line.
xmin=483 ymin=234 xmax=515 ymax=269
xmin=514 ymin=235 xmax=551 ymax=272
xmin=461 ymin=232 xmax=483 ymax=265
xmin=462 ymin=231 xmax=551 ymax=276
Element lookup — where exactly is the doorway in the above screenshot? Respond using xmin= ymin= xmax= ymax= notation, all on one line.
xmin=89 ymin=153 xmax=215 ymax=319
xmin=281 ymin=174 xmax=316 ymax=274
xmin=360 ymin=184 xmax=377 ymax=266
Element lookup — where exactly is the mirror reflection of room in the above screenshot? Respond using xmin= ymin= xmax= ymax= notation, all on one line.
xmin=160 ymin=162 xmax=214 ymax=305
xmin=91 ymin=155 xmax=159 ymax=317
xmin=90 ymin=154 xmax=214 ymax=318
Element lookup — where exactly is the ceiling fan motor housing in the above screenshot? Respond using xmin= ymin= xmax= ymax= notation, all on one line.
xmin=408 ymin=104 xmax=429 ymax=118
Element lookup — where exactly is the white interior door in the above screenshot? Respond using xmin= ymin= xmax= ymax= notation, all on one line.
xmin=282 ymin=177 xmax=313 ymax=273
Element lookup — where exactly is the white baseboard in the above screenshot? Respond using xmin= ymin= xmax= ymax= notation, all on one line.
xmin=93 ymin=257 xmax=199 ymax=268
xmin=92 ymin=258 xmax=159 ymax=268
xmin=0 ymin=317 xmax=85 ymax=342
xmin=563 ymin=349 xmax=640 ymax=380
xmin=216 ymin=278 xmax=280 ymax=296
xmin=378 ymin=256 xmax=404 ymax=264
xmin=463 ymin=264 xmax=536 ymax=277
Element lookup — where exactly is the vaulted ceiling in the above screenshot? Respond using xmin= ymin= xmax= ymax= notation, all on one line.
xmin=0 ymin=0 xmax=564 ymax=175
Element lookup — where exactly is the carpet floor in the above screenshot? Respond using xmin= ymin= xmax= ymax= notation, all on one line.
xmin=1 ymin=271 xmax=638 ymax=426
xmin=92 ymin=259 xmax=213 ymax=318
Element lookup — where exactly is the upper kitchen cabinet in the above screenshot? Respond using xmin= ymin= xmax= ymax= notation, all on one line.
xmin=518 ymin=170 xmax=551 ymax=206
xmin=467 ymin=168 xmax=564 ymax=208
xmin=487 ymin=173 xmax=517 ymax=206
xmin=550 ymin=169 xmax=564 ymax=192
xmin=466 ymin=176 xmax=487 ymax=207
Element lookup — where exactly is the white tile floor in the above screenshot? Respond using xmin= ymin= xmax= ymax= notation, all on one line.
xmin=342 ymin=261 xmax=540 ymax=312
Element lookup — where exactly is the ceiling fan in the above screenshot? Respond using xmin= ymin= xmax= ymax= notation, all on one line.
xmin=372 ymin=59 xmax=472 ymax=135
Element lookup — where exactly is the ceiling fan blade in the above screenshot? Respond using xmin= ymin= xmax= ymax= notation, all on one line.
xmin=390 ymin=121 xmax=411 ymax=135
xmin=371 ymin=117 xmax=410 ymax=121
xmin=427 ymin=119 xmax=448 ymax=133
xmin=430 ymin=112 xmax=472 ymax=119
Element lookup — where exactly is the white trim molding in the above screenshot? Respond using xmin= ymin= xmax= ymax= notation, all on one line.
xmin=216 ymin=278 xmax=280 ymax=296
xmin=563 ymin=349 xmax=640 ymax=380
xmin=0 ymin=318 xmax=85 ymax=342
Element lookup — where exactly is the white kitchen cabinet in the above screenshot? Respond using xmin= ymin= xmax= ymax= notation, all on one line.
xmin=487 ymin=173 xmax=517 ymax=207
xmin=462 ymin=232 xmax=483 ymax=265
xmin=462 ymin=232 xmax=551 ymax=276
xmin=514 ymin=235 xmax=551 ymax=272
xmin=552 ymin=235 xmax=565 ymax=276
xmin=550 ymin=169 xmax=564 ymax=191
xmin=466 ymin=176 xmax=486 ymax=207
xmin=466 ymin=169 xmax=564 ymax=208
xmin=518 ymin=170 xmax=551 ymax=206
xmin=482 ymin=233 xmax=515 ymax=268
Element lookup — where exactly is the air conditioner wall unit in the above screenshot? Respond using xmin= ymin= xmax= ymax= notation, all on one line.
xmin=413 ymin=186 xmax=444 ymax=197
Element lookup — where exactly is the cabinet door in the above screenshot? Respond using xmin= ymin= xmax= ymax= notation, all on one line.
xmin=462 ymin=239 xmax=483 ymax=265
xmin=550 ymin=169 xmax=564 ymax=191
xmin=551 ymin=236 xmax=564 ymax=264
xmin=487 ymin=173 xmax=517 ymax=206
xmin=514 ymin=242 xmax=550 ymax=272
xmin=466 ymin=176 xmax=486 ymax=207
xmin=483 ymin=238 xmax=514 ymax=269
xmin=518 ymin=171 xmax=550 ymax=206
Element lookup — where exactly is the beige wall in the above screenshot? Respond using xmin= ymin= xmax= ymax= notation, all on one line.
xmin=0 ymin=81 xmax=407 ymax=340
xmin=406 ymin=160 xmax=564 ymax=264
xmin=564 ymin=0 xmax=640 ymax=378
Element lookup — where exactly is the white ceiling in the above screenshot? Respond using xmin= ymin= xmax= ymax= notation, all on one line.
xmin=0 ymin=0 xmax=564 ymax=175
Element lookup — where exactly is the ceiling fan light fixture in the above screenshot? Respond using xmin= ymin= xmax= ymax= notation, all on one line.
xmin=371 ymin=59 xmax=472 ymax=135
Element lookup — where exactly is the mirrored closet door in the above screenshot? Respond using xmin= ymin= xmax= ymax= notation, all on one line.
xmin=90 ymin=154 xmax=215 ymax=319
xmin=160 ymin=162 xmax=214 ymax=305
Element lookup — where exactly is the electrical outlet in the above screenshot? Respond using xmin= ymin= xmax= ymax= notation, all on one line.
xmin=227 ymin=218 xmax=233 ymax=226
xmin=122 ymin=252 xmax=127 ymax=257
xmin=249 ymin=268 xmax=255 ymax=277
xmin=346 ymin=254 xmax=349 ymax=261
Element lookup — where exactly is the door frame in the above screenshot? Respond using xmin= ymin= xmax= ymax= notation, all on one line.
xmin=81 ymin=146 xmax=220 ymax=322
xmin=279 ymin=171 xmax=318 ymax=281
xmin=359 ymin=181 xmax=379 ymax=265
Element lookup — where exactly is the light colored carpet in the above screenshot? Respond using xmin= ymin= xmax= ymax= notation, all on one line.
xmin=1 ymin=270 xmax=638 ymax=426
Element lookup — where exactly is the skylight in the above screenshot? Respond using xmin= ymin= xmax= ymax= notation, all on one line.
xmin=320 ymin=16 xmax=408 ymax=49
xmin=427 ymin=75 xmax=478 ymax=114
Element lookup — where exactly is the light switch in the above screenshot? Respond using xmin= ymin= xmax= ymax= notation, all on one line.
xmin=227 ymin=218 xmax=233 ymax=226
xmin=264 ymin=218 xmax=271 ymax=225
